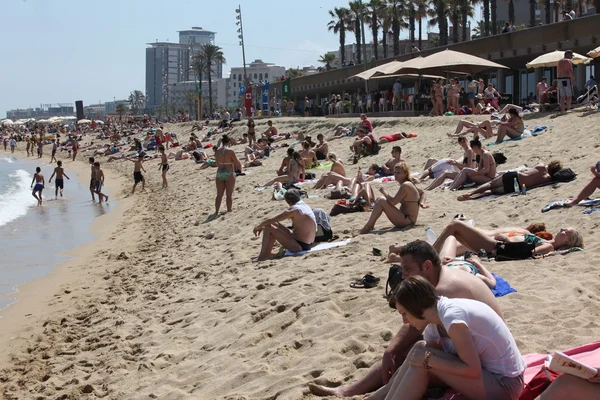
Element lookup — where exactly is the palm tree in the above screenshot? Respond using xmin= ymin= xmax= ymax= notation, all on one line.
xmin=287 ymin=68 xmax=303 ymax=78
xmin=415 ymin=0 xmax=428 ymax=49
xmin=491 ymin=0 xmax=498 ymax=34
xmin=529 ymin=0 xmax=537 ymax=26
xmin=328 ymin=7 xmax=350 ymax=65
xmin=191 ymin=52 xmax=207 ymax=120
xmin=508 ymin=0 xmax=516 ymax=22
xmin=406 ymin=2 xmax=416 ymax=45
xmin=349 ymin=1 xmax=364 ymax=64
xmin=483 ymin=0 xmax=490 ymax=35
xmin=199 ymin=44 xmax=225 ymax=116
xmin=460 ymin=0 xmax=475 ymax=40
xmin=448 ymin=0 xmax=460 ymax=43
xmin=388 ymin=0 xmax=406 ymax=55
xmin=366 ymin=0 xmax=385 ymax=60
xmin=128 ymin=90 xmax=145 ymax=115
xmin=116 ymin=104 xmax=126 ymax=122
xmin=184 ymin=91 xmax=198 ymax=119
xmin=544 ymin=0 xmax=551 ymax=22
xmin=318 ymin=53 xmax=337 ymax=70
xmin=427 ymin=0 xmax=448 ymax=45
xmin=381 ymin=6 xmax=392 ymax=58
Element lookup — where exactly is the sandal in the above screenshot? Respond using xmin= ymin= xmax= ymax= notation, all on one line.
xmin=350 ymin=274 xmax=380 ymax=289
xmin=372 ymin=248 xmax=382 ymax=256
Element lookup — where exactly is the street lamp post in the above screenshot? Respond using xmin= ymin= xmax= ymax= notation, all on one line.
xmin=235 ymin=6 xmax=248 ymax=87
xmin=359 ymin=0 xmax=369 ymax=94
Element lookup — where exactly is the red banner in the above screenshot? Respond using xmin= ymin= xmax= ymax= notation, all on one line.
xmin=244 ymin=86 xmax=253 ymax=116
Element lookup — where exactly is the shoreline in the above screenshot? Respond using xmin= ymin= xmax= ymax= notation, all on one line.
xmin=0 ymin=149 xmax=131 ymax=366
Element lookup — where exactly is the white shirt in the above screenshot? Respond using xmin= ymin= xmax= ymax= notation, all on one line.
xmin=467 ymin=80 xmax=478 ymax=93
xmin=569 ymin=10 xmax=576 ymax=19
xmin=288 ymin=200 xmax=317 ymax=232
xmin=424 ymin=297 xmax=526 ymax=378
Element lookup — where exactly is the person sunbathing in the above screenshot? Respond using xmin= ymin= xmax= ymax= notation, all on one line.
xmin=308 ymin=240 xmax=503 ymax=398
xmin=448 ymin=139 xmax=496 ymax=190
xmin=359 ymin=163 xmax=423 ymax=234
xmin=431 ymin=220 xmax=583 ymax=258
xmin=252 ymin=189 xmax=316 ymax=261
xmin=541 ymin=369 xmax=600 ymax=399
xmin=449 ymin=119 xmax=496 ymax=139
xmin=495 ymin=108 xmax=524 ymax=144
xmin=259 ymin=151 xmax=305 ymax=188
xmin=457 ymin=160 xmax=563 ymax=201
xmin=566 ymin=162 xmax=600 ymax=205
xmin=377 ymin=132 xmax=409 ymax=144
xmin=313 ymin=164 xmax=377 ymax=190
xmin=329 ymin=178 xmax=375 ymax=216
xmin=422 ymin=137 xmax=475 ymax=190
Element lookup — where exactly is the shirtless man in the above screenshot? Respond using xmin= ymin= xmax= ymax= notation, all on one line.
xmin=300 ymin=141 xmax=318 ymax=169
xmin=88 ymin=157 xmax=96 ymax=202
xmin=92 ymin=162 xmax=109 ymax=204
xmin=48 ymin=160 xmax=70 ymax=198
xmin=557 ymin=50 xmax=575 ymax=112
xmin=158 ymin=145 xmax=169 ymax=188
xmin=252 ymin=189 xmax=316 ymax=262
xmin=262 ymin=120 xmax=278 ymax=139
xmin=128 ymin=153 xmax=146 ymax=194
xmin=448 ymin=139 xmax=496 ymax=190
xmin=31 ymin=166 xmax=45 ymax=206
xmin=381 ymin=146 xmax=404 ymax=176
xmin=309 ymin=240 xmax=502 ymax=397
xmin=457 ymin=160 xmax=563 ymax=201
xmin=50 ymin=139 xmax=58 ymax=163
xmin=314 ymin=134 xmax=329 ymax=160
xmin=277 ymin=148 xmax=295 ymax=176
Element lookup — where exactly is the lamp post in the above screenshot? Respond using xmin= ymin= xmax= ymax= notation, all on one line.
xmin=359 ymin=0 xmax=368 ymax=93
xmin=235 ymin=6 xmax=248 ymax=87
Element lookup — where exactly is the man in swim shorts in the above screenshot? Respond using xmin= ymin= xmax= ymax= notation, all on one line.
xmin=30 ymin=166 xmax=45 ymax=206
xmin=158 ymin=145 xmax=169 ymax=188
xmin=92 ymin=162 xmax=109 ymax=204
xmin=89 ymin=157 xmax=96 ymax=202
xmin=252 ymin=189 xmax=316 ymax=262
xmin=557 ymin=50 xmax=575 ymax=112
xmin=49 ymin=160 xmax=70 ymax=198
xmin=128 ymin=153 xmax=146 ymax=194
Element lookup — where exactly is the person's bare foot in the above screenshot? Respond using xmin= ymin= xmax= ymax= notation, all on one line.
xmin=386 ymin=253 xmax=403 ymax=263
xmin=457 ymin=194 xmax=472 ymax=201
xmin=357 ymin=226 xmax=373 ymax=235
xmin=307 ymin=383 xmax=345 ymax=397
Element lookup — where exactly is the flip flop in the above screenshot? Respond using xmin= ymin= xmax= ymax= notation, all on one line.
xmin=372 ymin=248 xmax=382 ymax=256
xmin=350 ymin=274 xmax=380 ymax=289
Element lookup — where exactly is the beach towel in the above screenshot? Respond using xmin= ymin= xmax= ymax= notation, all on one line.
xmin=542 ymin=198 xmax=600 ymax=212
xmin=283 ymin=238 xmax=351 ymax=257
xmin=490 ymin=273 xmax=517 ymax=297
xmin=485 ymin=126 xmax=546 ymax=147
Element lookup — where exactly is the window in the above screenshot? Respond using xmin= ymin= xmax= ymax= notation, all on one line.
xmin=233 ymin=82 xmax=236 ymax=87
xmin=259 ymin=73 xmax=263 ymax=81
xmin=238 ymin=74 xmax=242 ymax=81
xmin=265 ymin=73 xmax=268 ymax=80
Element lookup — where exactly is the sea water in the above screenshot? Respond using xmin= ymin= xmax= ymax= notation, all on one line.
xmin=0 ymin=155 xmax=110 ymax=312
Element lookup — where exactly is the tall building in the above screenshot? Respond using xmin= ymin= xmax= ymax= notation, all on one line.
xmin=145 ymin=27 xmax=223 ymax=113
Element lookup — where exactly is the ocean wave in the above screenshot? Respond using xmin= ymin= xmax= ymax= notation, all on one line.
xmin=0 ymin=169 xmax=38 ymax=227
xmin=0 ymin=157 xmax=15 ymax=163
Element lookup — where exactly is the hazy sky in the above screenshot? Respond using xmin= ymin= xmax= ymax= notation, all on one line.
xmin=2 ymin=0 xmax=426 ymax=117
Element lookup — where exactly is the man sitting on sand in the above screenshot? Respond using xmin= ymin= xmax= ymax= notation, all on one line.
xmin=262 ymin=120 xmax=278 ymax=139
xmin=350 ymin=128 xmax=378 ymax=163
xmin=380 ymin=146 xmax=404 ymax=176
xmin=252 ymin=189 xmax=316 ymax=261
xmin=447 ymin=139 xmax=496 ymax=190
xmin=314 ymin=134 xmax=329 ymax=160
xmin=458 ymin=160 xmax=563 ymax=201
xmin=309 ymin=240 xmax=503 ymax=397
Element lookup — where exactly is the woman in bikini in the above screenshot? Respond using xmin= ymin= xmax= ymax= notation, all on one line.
xmin=431 ymin=220 xmax=583 ymax=258
xmin=214 ymin=134 xmax=242 ymax=215
xmin=359 ymin=162 xmax=423 ymax=234
xmin=495 ymin=108 xmax=524 ymax=144
xmin=435 ymin=79 xmax=445 ymax=116
xmin=260 ymin=151 xmax=305 ymax=188
xmin=422 ymin=137 xmax=476 ymax=191
xmin=429 ymin=81 xmax=438 ymax=116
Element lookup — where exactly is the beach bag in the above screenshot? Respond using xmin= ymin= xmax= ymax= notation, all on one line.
xmin=305 ymin=172 xmax=316 ymax=180
xmin=495 ymin=241 xmax=536 ymax=261
xmin=385 ymin=264 xmax=404 ymax=306
xmin=519 ymin=367 xmax=560 ymax=400
xmin=551 ymin=168 xmax=577 ymax=182
xmin=492 ymin=152 xmax=507 ymax=165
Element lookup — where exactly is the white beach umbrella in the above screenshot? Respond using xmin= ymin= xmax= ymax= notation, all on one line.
xmin=588 ymin=46 xmax=600 ymax=58
xmin=77 ymin=119 xmax=92 ymax=124
xmin=526 ymin=50 xmax=592 ymax=68
xmin=352 ymin=60 xmax=405 ymax=80
xmin=1 ymin=119 xmax=14 ymax=126
xmin=95 ymin=120 xmax=104 ymax=124
xmin=395 ymin=50 xmax=509 ymax=75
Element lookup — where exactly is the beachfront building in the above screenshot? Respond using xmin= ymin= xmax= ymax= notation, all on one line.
xmin=167 ymin=80 xmax=222 ymax=119
xmin=145 ymin=27 xmax=223 ymax=114
xmin=105 ymin=99 xmax=130 ymax=114
xmin=6 ymin=104 xmax=74 ymax=120
xmin=227 ymin=60 xmax=285 ymax=107
xmin=490 ymin=0 xmax=596 ymax=27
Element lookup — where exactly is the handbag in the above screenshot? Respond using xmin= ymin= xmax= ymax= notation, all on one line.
xmin=385 ymin=264 xmax=404 ymax=308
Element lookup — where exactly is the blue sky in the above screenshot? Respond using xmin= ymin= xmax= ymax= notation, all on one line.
xmin=0 ymin=0 xmax=430 ymax=117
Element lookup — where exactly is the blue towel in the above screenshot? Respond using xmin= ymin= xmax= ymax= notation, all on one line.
xmin=531 ymin=125 xmax=547 ymax=135
xmin=490 ymin=273 xmax=516 ymax=297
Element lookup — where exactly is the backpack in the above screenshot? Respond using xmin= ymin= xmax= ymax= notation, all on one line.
xmin=492 ymin=152 xmax=507 ymax=165
xmin=385 ymin=264 xmax=404 ymax=307
xmin=551 ymin=168 xmax=577 ymax=182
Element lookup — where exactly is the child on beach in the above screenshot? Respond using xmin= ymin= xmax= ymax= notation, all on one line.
xmin=30 ymin=167 xmax=45 ymax=206
xmin=93 ymin=162 xmax=109 ymax=204
xmin=158 ymin=145 xmax=169 ymax=188
xmin=48 ymin=160 xmax=70 ymax=198
xmin=129 ymin=153 xmax=146 ymax=194
xmin=89 ymin=157 xmax=96 ymax=202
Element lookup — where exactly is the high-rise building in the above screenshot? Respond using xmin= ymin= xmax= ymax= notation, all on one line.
xmin=145 ymin=27 xmax=223 ymax=113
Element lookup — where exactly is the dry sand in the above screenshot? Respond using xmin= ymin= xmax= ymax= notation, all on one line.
xmin=1 ymin=111 xmax=599 ymax=399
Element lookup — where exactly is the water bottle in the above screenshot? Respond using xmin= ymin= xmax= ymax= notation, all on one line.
xmin=549 ymin=119 xmax=554 ymax=133
xmin=425 ymin=226 xmax=436 ymax=244
xmin=521 ymin=184 xmax=527 ymax=195
xmin=513 ymin=177 xmax=519 ymax=194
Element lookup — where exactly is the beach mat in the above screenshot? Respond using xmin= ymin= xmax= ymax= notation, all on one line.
xmin=542 ymin=198 xmax=600 ymax=212
xmin=490 ymin=273 xmax=516 ymax=297
xmin=284 ymin=238 xmax=351 ymax=257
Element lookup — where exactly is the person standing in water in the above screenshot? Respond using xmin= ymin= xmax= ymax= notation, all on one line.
xmin=30 ymin=167 xmax=45 ymax=206
xmin=158 ymin=145 xmax=169 ymax=188
xmin=89 ymin=157 xmax=96 ymax=202
xmin=48 ymin=160 xmax=70 ymax=198
xmin=214 ymin=134 xmax=242 ymax=215
xmin=93 ymin=162 xmax=109 ymax=204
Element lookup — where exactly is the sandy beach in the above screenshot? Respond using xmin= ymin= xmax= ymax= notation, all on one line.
xmin=1 ymin=111 xmax=599 ymax=399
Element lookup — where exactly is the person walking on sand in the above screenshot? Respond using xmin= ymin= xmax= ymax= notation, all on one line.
xmin=88 ymin=157 xmax=96 ymax=202
xmin=50 ymin=139 xmax=58 ymax=163
xmin=128 ymin=153 xmax=146 ymax=194
xmin=71 ymin=138 xmax=79 ymax=161
xmin=247 ymin=117 xmax=256 ymax=147
xmin=30 ymin=167 xmax=45 ymax=206
xmin=10 ymin=136 xmax=16 ymax=153
xmin=158 ymin=145 xmax=169 ymax=188
xmin=252 ymin=189 xmax=316 ymax=262
xmin=214 ymin=134 xmax=242 ymax=215
xmin=48 ymin=160 xmax=70 ymax=198
xmin=557 ymin=50 xmax=575 ymax=112
xmin=92 ymin=162 xmax=109 ymax=204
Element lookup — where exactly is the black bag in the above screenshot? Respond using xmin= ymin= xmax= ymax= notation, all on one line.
xmin=385 ymin=264 xmax=404 ymax=307
xmin=493 ymin=152 xmax=507 ymax=165
xmin=551 ymin=168 xmax=577 ymax=182
xmin=305 ymin=172 xmax=316 ymax=180
xmin=494 ymin=241 xmax=535 ymax=261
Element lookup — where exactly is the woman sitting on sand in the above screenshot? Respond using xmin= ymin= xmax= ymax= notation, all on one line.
xmin=420 ymin=137 xmax=476 ymax=191
xmin=259 ymin=151 xmax=305 ymax=188
xmin=494 ymin=108 xmax=524 ymax=144
xmin=368 ymin=276 xmax=525 ymax=400
xmin=329 ymin=170 xmax=378 ymax=216
xmin=311 ymin=153 xmax=347 ymax=188
xmin=359 ymin=162 xmax=424 ymax=234
xmin=431 ymin=220 xmax=583 ymax=259
xmin=214 ymin=134 xmax=243 ymax=215
xmin=277 ymin=148 xmax=295 ymax=176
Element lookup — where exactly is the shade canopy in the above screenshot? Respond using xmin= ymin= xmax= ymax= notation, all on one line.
xmin=526 ymin=50 xmax=592 ymax=68
xmin=369 ymin=73 xmax=446 ymax=80
xmin=352 ymin=60 xmax=404 ymax=80
xmin=1 ymin=119 xmax=14 ymax=126
xmin=588 ymin=46 xmax=600 ymax=58
xmin=391 ymin=50 xmax=508 ymax=76
xmin=77 ymin=119 xmax=92 ymax=124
